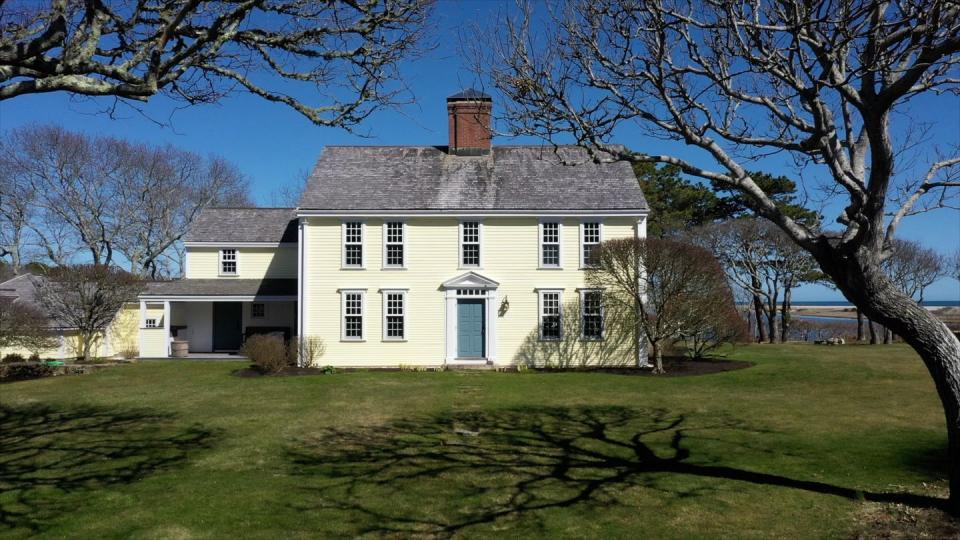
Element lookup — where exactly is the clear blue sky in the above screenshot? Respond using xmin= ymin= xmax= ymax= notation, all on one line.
xmin=1 ymin=1 xmax=957 ymax=302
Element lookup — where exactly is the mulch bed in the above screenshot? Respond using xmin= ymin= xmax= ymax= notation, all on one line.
xmin=532 ymin=356 xmax=753 ymax=377
xmin=233 ymin=357 xmax=752 ymax=378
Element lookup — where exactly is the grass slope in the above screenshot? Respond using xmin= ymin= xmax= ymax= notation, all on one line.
xmin=0 ymin=344 xmax=951 ymax=539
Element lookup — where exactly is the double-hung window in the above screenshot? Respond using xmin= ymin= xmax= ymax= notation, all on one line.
xmin=460 ymin=221 xmax=481 ymax=267
xmin=540 ymin=222 xmax=561 ymax=268
xmin=580 ymin=222 xmax=602 ymax=267
xmin=382 ymin=290 xmax=406 ymax=340
xmin=538 ymin=290 xmax=563 ymax=341
xmin=341 ymin=290 xmax=365 ymax=340
xmin=384 ymin=222 xmax=405 ymax=268
xmin=581 ymin=290 xmax=604 ymax=340
xmin=343 ymin=222 xmax=364 ymax=268
xmin=219 ymin=249 xmax=237 ymax=275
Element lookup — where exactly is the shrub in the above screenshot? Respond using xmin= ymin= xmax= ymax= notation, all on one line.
xmin=0 ymin=363 xmax=55 ymax=381
xmin=28 ymin=353 xmax=41 ymax=362
xmin=2 ymin=353 xmax=26 ymax=364
xmin=241 ymin=335 xmax=290 ymax=374
xmin=321 ymin=365 xmax=336 ymax=375
xmin=288 ymin=336 xmax=326 ymax=367
xmin=118 ymin=348 xmax=139 ymax=360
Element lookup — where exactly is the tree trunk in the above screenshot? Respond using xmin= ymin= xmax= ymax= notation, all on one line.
xmin=652 ymin=342 xmax=664 ymax=374
xmin=883 ymin=328 xmax=892 ymax=345
xmin=868 ymin=319 xmax=878 ymax=344
xmin=816 ymin=250 xmax=960 ymax=516
xmin=752 ymin=291 xmax=766 ymax=343
xmin=781 ymin=286 xmax=793 ymax=343
xmin=766 ymin=309 xmax=777 ymax=344
xmin=856 ymin=309 xmax=864 ymax=342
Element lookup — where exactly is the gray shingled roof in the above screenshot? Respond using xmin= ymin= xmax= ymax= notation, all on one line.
xmin=184 ymin=208 xmax=297 ymax=243
xmin=142 ymin=279 xmax=297 ymax=297
xmin=0 ymin=274 xmax=67 ymax=328
xmin=298 ymin=146 xmax=647 ymax=212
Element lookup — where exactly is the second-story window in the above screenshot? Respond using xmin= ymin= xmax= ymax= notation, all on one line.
xmin=540 ymin=222 xmax=561 ymax=268
xmin=251 ymin=303 xmax=265 ymax=319
xmin=581 ymin=222 xmax=601 ymax=267
xmin=220 ymin=249 xmax=237 ymax=275
xmin=343 ymin=222 xmax=363 ymax=268
xmin=385 ymin=222 xmax=404 ymax=268
xmin=461 ymin=221 xmax=481 ymax=267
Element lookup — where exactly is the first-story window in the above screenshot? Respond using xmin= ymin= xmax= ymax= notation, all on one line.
xmin=382 ymin=290 xmax=406 ymax=340
xmin=539 ymin=290 xmax=562 ymax=341
xmin=341 ymin=290 xmax=365 ymax=340
xmin=385 ymin=222 xmax=405 ymax=267
xmin=460 ymin=221 xmax=481 ymax=267
xmin=581 ymin=290 xmax=604 ymax=340
xmin=145 ymin=318 xmax=158 ymax=328
xmin=251 ymin=303 xmax=265 ymax=319
xmin=343 ymin=221 xmax=364 ymax=268
xmin=581 ymin=222 xmax=601 ymax=267
xmin=540 ymin=222 xmax=561 ymax=268
xmin=219 ymin=248 xmax=237 ymax=275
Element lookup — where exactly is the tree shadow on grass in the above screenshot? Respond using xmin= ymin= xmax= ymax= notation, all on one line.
xmin=287 ymin=407 xmax=947 ymax=537
xmin=0 ymin=403 xmax=214 ymax=534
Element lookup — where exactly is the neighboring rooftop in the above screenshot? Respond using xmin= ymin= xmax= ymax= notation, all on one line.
xmin=142 ymin=279 xmax=297 ymax=297
xmin=0 ymin=274 xmax=59 ymax=328
xmin=298 ymin=145 xmax=647 ymax=212
xmin=184 ymin=208 xmax=297 ymax=243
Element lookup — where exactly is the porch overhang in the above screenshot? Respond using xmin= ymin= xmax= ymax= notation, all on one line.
xmin=139 ymin=279 xmax=297 ymax=302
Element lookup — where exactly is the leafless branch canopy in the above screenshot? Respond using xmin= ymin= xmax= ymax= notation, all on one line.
xmin=483 ymin=0 xmax=960 ymax=254
xmin=0 ymin=0 xmax=433 ymax=128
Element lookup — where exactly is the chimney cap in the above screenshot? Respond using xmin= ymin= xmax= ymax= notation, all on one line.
xmin=447 ymin=88 xmax=492 ymax=102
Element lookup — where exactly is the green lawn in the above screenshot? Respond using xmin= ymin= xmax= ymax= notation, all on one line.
xmin=0 ymin=344 xmax=951 ymax=539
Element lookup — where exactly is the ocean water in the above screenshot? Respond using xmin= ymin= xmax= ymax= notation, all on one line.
xmin=791 ymin=300 xmax=959 ymax=307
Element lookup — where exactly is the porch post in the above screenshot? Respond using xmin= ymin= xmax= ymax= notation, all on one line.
xmin=163 ymin=300 xmax=171 ymax=357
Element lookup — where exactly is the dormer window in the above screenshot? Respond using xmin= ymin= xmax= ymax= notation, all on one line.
xmin=219 ymin=249 xmax=237 ymax=275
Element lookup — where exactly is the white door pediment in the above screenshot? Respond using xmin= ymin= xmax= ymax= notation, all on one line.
xmin=441 ymin=271 xmax=499 ymax=290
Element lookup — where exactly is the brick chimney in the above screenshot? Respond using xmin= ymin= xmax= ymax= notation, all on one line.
xmin=447 ymin=89 xmax=492 ymax=156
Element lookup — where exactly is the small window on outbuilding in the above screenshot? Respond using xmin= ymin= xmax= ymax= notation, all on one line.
xmin=251 ymin=303 xmax=266 ymax=319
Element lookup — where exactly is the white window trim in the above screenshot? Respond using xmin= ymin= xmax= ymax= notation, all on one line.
xmin=339 ymin=288 xmax=367 ymax=341
xmin=458 ymin=220 xmax=483 ymax=269
xmin=145 ymin=318 xmax=158 ymax=329
xmin=579 ymin=221 xmax=604 ymax=269
xmin=251 ymin=302 xmax=266 ymax=319
xmin=538 ymin=220 xmax=563 ymax=269
xmin=382 ymin=221 xmax=406 ymax=269
xmin=219 ymin=248 xmax=238 ymax=277
xmin=341 ymin=221 xmax=365 ymax=269
xmin=380 ymin=288 xmax=408 ymax=341
xmin=578 ymin=288 xmax=605 ymax=341
xmin=536 ymin=288 xmax=564 ymax=342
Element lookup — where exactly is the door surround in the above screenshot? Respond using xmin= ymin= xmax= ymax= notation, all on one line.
xmin=442 ymin=272 xmax=498 ymax=364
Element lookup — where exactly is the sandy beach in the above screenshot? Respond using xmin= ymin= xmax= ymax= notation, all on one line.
xmin=791 ymin=305 xmax=960 ymax=325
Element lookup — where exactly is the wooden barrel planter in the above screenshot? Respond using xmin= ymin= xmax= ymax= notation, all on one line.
xmin=171 ymin=340 xmax=190 ymax=358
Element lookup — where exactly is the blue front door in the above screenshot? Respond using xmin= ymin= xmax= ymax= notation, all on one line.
xmin=457 ymin=299 xmax=485 ymax=358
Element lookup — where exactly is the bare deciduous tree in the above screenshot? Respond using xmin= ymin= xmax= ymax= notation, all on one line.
xmin=883 ymin=239 xmax=947 ymax=305
xmin=34 ymin=265 xmax=142 ymax=362
xmin=482 ymin=0 xmax=960 ymax=511
xmin=0 ymin=290 xmax=58 ymax=355
xmin=587 ymin=237 xmax=736 ymax=374
xmin=0 ymin=125 xmax=249 ymax=277
xmin=0 ymin=0 xmax=433 ymax=128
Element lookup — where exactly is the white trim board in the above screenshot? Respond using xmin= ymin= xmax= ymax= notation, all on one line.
xmin=297 ymin=209 xmax=649 ymax=218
